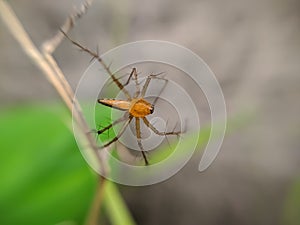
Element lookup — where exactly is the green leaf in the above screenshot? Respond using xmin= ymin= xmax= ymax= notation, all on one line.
xmin=282 ymin=178 xmax=300 ymax=225
xmin=0 ymin=104 xmax=136 ymax=225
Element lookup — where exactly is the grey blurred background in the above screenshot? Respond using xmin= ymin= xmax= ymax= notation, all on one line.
xmin=1 ymin=0 xmax=300 ymax=224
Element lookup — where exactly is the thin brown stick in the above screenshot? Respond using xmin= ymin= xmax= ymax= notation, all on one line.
xmin=41 ymin=1 xmax=111 ymax=223
xmin=0 ymin=0 xmax=107 ymax=175
xmin=0 ymin=1 xmax=71 ymax=109
xmin=0 ymin=2 xmax=111 ymax=224
xmin=85 ymin=176 xmax=107 ymax=225
xmin=42 ymin=0 xmax=94 ymax=54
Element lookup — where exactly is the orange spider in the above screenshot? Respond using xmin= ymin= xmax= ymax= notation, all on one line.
xmin=62 ymin=31 xmax=181 ymax=165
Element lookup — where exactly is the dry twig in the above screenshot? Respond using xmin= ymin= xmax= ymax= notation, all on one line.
xmin=0 ymin=1 xmax=108 ymax=224
xmin=42 ymin=0 xmax=94 ymax=54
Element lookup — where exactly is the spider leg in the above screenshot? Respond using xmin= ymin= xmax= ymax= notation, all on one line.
xmin=140 ymin=73 xmax=167 ymax=105
xmin=132 ymin=68 xmax=141 ymax=98
xmin=142 ymin=117 xmax=181 ymax=136
xmin=152 ymin=76 xmax=168 ymax=106
xmin=135 ymin=117 xmax=149 ymax=165
xmin=123 ymin=68 xmax=137 ymax=87
xmin=106 ymin=68 xmax=141 ymax=89
xmin=60 ymin=29 xmax=131 ymax=99
xmin=96 ymin=113 xmax=129 ymax=135
xmin=102 ymin=116 xmax=133 ymax=148
xmin=106 ymin=72 xmax=131 ymax=91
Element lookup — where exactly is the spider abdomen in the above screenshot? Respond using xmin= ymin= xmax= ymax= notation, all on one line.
xmin=98 ymin=99 xmax=130 ymax=111
xmin=129 ymin=98 xmax=154 ymax=117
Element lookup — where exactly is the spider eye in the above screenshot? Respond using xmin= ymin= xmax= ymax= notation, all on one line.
xmin=150 ymin=106 xmax=154 ymax=114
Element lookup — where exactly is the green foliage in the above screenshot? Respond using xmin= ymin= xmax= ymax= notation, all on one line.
xmin=0 ymin=105 xmax=97 ymax=225
xmin=0 ymin=104 xmax=136 ymax=225
xmin=0 ymin=103 xmax=250 ymax=225
xmin=282 ymin=178 xmax=300 ymax=225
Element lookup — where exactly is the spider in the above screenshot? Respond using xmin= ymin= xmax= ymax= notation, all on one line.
xmin=62 ymin=30 xmax=181 ymax=165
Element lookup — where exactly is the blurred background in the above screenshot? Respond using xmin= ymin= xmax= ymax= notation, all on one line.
xmin=1 ymin=0 xmax=300 ymax=224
